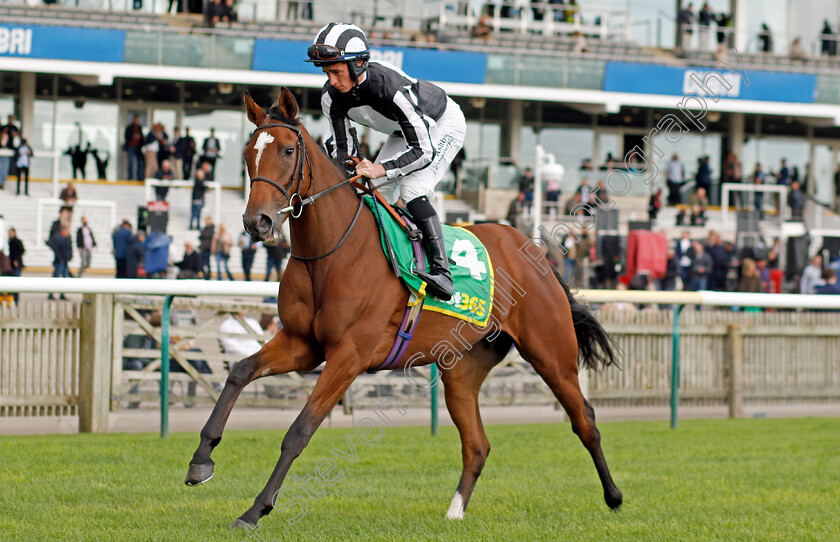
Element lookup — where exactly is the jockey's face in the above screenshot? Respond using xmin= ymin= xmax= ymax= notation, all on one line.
xmin=322 ymin=63 xmax=354 ymax=93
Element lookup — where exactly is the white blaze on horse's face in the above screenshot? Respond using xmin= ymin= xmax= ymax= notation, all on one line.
xmin=254 ymin=131 xmax=275 ymax=175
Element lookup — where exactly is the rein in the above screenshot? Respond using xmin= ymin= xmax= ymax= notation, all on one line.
xmin=249 ymin=121 xmax=369 ymax=261
xmin=248 ymin=122 xmax=410 ymax=262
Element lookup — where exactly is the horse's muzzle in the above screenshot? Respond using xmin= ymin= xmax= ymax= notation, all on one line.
xmin=242 ymin=212 xmax=273 ymax=242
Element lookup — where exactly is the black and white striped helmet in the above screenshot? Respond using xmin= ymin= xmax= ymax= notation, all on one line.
xmin=305 ymin=23 xmax=370 ymax=66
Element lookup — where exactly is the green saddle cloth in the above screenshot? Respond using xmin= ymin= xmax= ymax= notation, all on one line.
xmin=362 ymin=196 xmax=495 ymax=327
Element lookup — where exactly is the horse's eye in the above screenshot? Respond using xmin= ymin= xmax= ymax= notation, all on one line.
xmin=284 ymin=147 xmax=295 ymax=157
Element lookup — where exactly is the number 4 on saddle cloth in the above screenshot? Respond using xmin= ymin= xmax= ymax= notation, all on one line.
xmin=361 ymin=196 xmax=496 ymax=328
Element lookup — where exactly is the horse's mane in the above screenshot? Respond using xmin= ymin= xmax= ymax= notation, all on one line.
xmin=267 ymin=104 xmax=301 ymax=126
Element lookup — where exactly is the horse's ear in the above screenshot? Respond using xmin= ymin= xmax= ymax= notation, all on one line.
xmin=243 ymin=91 xmax=267 ymax=126
xmin=277 ymin=87 xmax=299 ymax=120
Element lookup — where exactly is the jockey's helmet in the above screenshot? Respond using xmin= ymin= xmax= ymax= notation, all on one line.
xmin=305 ymin=23 xmax=371 ymax=82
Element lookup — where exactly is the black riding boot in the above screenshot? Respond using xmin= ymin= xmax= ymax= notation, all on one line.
xmin=408 ymin=196 xmax=454 ymax=301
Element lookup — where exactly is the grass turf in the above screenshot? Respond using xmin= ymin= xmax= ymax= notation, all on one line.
xmin=1 ymin=417 xmax=838 ymax=541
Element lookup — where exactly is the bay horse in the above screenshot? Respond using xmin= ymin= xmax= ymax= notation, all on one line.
xmin=186 ymin=89 xmax=623 ymax=527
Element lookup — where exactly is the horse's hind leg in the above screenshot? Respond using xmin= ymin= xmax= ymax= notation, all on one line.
xmin=440 ymin=336 xmax=510 ymax=519
xmin=516 ymin=324 xmax=623 ymax=509
xmin=185 ymin=330 xmax=318 ymax=485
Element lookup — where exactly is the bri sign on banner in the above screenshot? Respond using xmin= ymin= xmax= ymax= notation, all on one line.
xmin=0 ymin=27 xmax=32 ymax=55
xmin=0 ymin=24 xmax=125 ymax=62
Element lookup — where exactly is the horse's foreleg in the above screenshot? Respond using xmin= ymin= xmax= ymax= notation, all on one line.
xmin=233 ymin=349 xmax=366 ymax=527
xmin=186 ymin=330 xmax=318 ymax=486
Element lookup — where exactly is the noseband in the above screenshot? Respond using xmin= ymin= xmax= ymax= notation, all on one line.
xmin=247 ymin=120 xmax=366 ymax=261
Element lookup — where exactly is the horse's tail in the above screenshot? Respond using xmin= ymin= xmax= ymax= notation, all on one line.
xmin=553 ymin=269 xmax=621 ymax=371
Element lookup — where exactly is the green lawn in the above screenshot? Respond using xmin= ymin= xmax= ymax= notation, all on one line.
xmin=1 ymin=417 xmax=838 ymax=541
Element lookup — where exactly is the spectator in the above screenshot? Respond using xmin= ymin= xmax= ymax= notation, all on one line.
xmin=212 ymin=222 xmax=234 ymax=281
xmin=715 ymin=12 xmax=731 ymax=56
xmin=576 ymin=177 xmax=592 ymax=204
xmin=648 ymin=187 xmax=662 ymax=221
xmin=790 ymin=38 xmax=807 ymax=59
xmin=705 ymin=232 xmax=727 ymax=291
xmin=171 ymin=335 xmax=214 ymax=406
xmin=142 ymin=125 xmax=161 ymax=180
xmin=0 ymin=114 xmax=19 ymax=144
xmin=835 ymin=165 xmax=840 ymax=213
xmin=767 ymin=248 xmax=780 ymax=270
xmin=698 ymin=3 xmax=713 ymax=50
xmin=506 ymin=192 xmax=525 ymax=229
xmin=200 ymin=160 xmax=214 ymax=182
xmin=220 ymin=312 xmax=264 ymax=357
xmin=544 ymin=168 xmax=562 ymax=206
xmin=176 ymin=241 xmax=202 ymax=279
xmin=751 ymin=163 xmax=765 ymax=219
xmin=169 ymin=128 xmax=184 ymax=178
xmin=222 ymin=0 xmax=237 ymax=22
xmin=8 ymin=227 xmax=24 ymax=303
xmin=112 ymin=220 xmax=133 ymax=278
xmin=265 ymin=239 xmax=288 ymax=282
xmin=471 ymin=14 xmax=493 ymax=41
xmin=518 ymin=167 xmax=534 ymax=203
xmin=564 ymin=191 xmax=582 ymax=216
xmin=59 ymin=181 xmax=78 ymax=215
xmin=661 ymin=248 xmax=679 ymax=291
xmin=800 ymin=254 xmax=823 ymax=294
xmin=190 ymin=168 xmax=207 ymax=230
xmin=15 ymin=138 xmax=32 ymax=196
xmin=48 ymin=225 xmax=72 ymax=299
xmin=205 ymin=0 xmax=225 ymax=26
xmin=695 ymin=155 xmax=711 ymax=195
xmin=177 ymin=127 xmax=197 ymax=179
xmin=591 ymin=180 xmax=608 ymax=205
xmin=143 ymin=232 xmax=171 ymax=279
xmin=154 ymin=159 xmax=175 ymax=201
xmin=571 ymin=30 xmax=588 ymax=53
xmin=126 ymin=230 xmax=146 ymax=278
xmin=48 ymin=208 xmax=71 ymax=246
xmin=756 ymin=257 xmax=771 ymax=292
xmin=202 ymin=128 xmax=221 ymax=173
xmin=666 ymin=154 xmax=684 ymax=206
xmin=723 ymin=152 xmax=742 ymax=207
xmin=815 ymin=268 xmax=840 ymax=294
xmin=738 ymin=258 xmax=764 ymax=295
xmin=0 ymin=128 xmax=12 ymax=190
xmin=676 ymin=230 xmax=693 ymax=288
xmin=689 ymin=186 xmax=709 ymax=225
xmin=677 ymin=2 xmax=695 ymax=52
xmin=758 ymin=23 xmax=773 ymax=53
xmin=123 ymin=115 xmax=144 ymax=180
xmin=788 ymin=180 xmax=805 ymax=221
xmin=199 ymin=216 xmax=215 ymax=280
xmin=689 ymin=240 xmax=712 ymax=292
xmin=450 ymin=147 xmax=466 ymax=184
xmin=239 ymin=230 xmax=259 ymax=281
xmin=562 ymin=235 xmax=577 ymax=285
xmin=821 ymin=20 xmax=837 ymax=57
xmin=75 ymin=216 xmax=96 ymax=278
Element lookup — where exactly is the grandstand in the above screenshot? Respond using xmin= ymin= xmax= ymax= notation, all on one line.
xmin=4 ymin=0 xmax=840 ymax=289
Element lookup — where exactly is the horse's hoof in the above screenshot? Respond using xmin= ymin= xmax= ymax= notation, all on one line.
xmin=229 ymin=518 xmax=254 ymax=530
xmin=185 ymin=463 xmax=214 ymax=486
xmin=606 ymin=488 xmax=623 ymax=510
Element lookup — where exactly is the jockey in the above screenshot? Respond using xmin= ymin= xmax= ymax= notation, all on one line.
xmin=306 ymin=22 xmax=466 ymax=302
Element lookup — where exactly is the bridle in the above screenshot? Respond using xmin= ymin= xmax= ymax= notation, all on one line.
xmin=248 ymin=121 xmax=365 ymax=261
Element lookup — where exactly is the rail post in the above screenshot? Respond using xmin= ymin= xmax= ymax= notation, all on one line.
xmin=160 ymin=294 xmax=175 ymax=438
xmin=79 ymin=293 xmax=114 ymax=433
xmin=726 ymin=324 xmax=744 ymax=419
xmin=670 ymin=304 xmax=684 ymax=429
